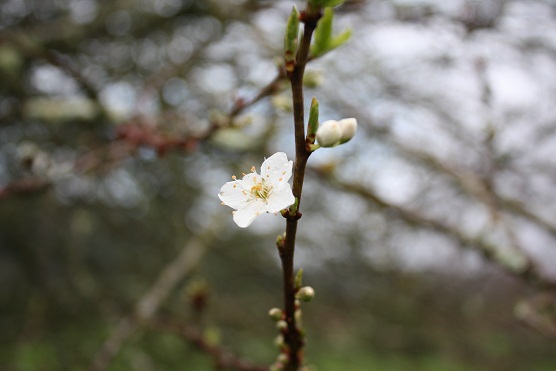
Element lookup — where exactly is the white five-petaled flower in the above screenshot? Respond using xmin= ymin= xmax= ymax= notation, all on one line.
xmin=218 ymin=152 xmax=295 ymax=228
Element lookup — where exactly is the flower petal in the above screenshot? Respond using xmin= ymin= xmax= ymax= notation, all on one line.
xmin=233 ymin=200 xmax=266 ymax=228
xmin=242 ymin=172 xmax=262 ymax=187
xmin=266 ymin=183 xmax=295 ymax=213
xmin=218 ymin=180 xmax=249 ymax=209
xmin=260 ymin=152 xmax=293 ymax=187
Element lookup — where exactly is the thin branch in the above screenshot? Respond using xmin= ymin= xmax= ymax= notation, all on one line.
xmin=312 ymin=167 xmax=556 ymax=291
xmin=515 ymin=293 xmax=556 ymax=340
xmin=0 ymin=178 xmax=50 ymax=200
xmin=1 ymin=65 xmax=289 ymax=200
xmin=278 ymin=7 xmax=321 ymax=371
xmin=149 ymin=318 xmax=269 ymax=371
xmin=400 ymin=145 xmax=556 ymax=238
xmin=89 ymin=221 xmax=219 ymax=371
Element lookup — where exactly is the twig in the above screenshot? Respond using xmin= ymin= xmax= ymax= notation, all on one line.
xmin=149 ymin=318 xmax=269 ymax=371
xmin=89 ymin=222 xmax=218 ymax=371
xmin=515 ymin=293 xmax=556 ymax=340
xmin=278 ymin=7 xmax=321 ymax=371
xmin=400 ymin=145 xmax=556 ymax=238
xmin=311 ymin=166 xmax=556 ymax=292
xmin=0 ymin=178 xmax=50 ymax=200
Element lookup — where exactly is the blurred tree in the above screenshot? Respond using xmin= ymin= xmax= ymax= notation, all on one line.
xmin=1 ymin=0 xmax=556 ymax=370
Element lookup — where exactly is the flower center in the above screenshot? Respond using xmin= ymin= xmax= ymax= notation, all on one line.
xmin=250 ymin=179 xmax=272 ymax=201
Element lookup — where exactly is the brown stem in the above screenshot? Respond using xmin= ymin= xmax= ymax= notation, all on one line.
xmin=150 ymin=318 xmax=269 ymax=371
xmin=279 ymin=9 xmax=320 ymax=371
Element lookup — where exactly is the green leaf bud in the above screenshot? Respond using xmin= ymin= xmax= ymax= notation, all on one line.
xmin=284 ymin=6 xmax=300 ymax=72
xmin=288 ymin=197 xmax=299 ymax=215
xmin=276 ymin=233 xmax=285 ymax=251
xmin=307 ymin=98 xmax=319 ymax=144
xmin=295 ymin=268 xmax=304 ymax=291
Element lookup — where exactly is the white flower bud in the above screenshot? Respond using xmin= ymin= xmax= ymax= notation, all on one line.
xmin=268 ymin=307 xmax=283 ymax=321
xmin=274 ymin=334 xmax=285 ymax=348
xmin=276 ymin=320 xmax=288 ymax=331
xmin=295 ymin=309 xmax=303 ymax=328
xmin=316 ymin=120 xmax=342 ymax=147
xmin=296 ymin=286 xmax=315 ymax=302
xmin=276 ymin=353 xmax=289 ymax=363
xmin=338 ymin=118 xmax=357 ymax=144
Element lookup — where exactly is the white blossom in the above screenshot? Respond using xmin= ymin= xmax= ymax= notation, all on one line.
xmin=218 ymin=152 xmax=295 ymax=228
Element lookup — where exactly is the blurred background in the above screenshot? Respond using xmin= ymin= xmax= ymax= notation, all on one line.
xmin=1 ymin=0 xmax=556 ymax=370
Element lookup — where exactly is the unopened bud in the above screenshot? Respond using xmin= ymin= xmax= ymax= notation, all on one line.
xmin=296 ymin=286 xmax=315 ymax=302
xmin=295 ymin=309 xmax=303 ymax=328
xmin=295 ymin=269 xmax=304 ymax=290
xmin=284 ymin=6 xmax=300 ymax=72
xmin=316 ymin=120 xmax=342 ymax=147
xmin=338 ymin=118 xmax=357 ymax=144
xmin=307 ymin=98 xmax=319 ymax=142
xmin=269 ymin=308 xmax=283 ymax=321
xmin=276 ymin=234 xmax=285 ymax=250
xmin=276 ymin=320 xmax=288 ymax=331
xmin=274 ymin=334 xmax=285 ymax=348
xmin=276 ymin=353 xmax=289 ymax=364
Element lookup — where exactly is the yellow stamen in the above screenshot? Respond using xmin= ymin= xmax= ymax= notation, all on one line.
xmin=250 ymin=180 xmax=271 ymax=200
